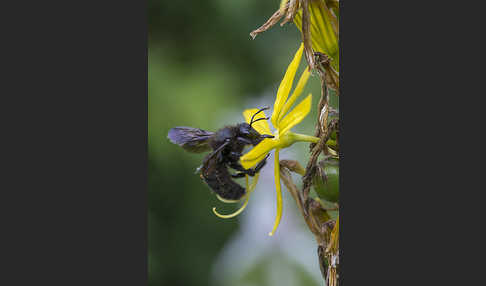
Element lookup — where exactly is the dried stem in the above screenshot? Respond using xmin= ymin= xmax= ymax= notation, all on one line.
xmin=301 ymin=0 xmax=316 ymax=69
xmin=250 ymin=2 xmax=288 ymax=39
xmin=279 ymin=161 xmax=317 ymax=235
xmin=325 ymin=217 xmax=339 ymax=286
xmin=279 ymin=160 xmax=338 ymax=285
xmin=299 ymin=26 xmax=340 ymax=285
xmin=315 ymin=52 xmax=339 ymax=93
xmin=281 ymin=0 xmax=299 ymax=26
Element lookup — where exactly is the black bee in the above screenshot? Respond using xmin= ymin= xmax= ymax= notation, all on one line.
xmin=168 ymin=107 xmax=274 ymax=201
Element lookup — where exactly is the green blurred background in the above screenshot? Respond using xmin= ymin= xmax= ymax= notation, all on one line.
xmin=149 ymin=1 xmax=334 ymax=285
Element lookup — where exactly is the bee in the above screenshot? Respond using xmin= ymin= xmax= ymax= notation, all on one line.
xmin=168 ymin=107 xmax=274 ymax=201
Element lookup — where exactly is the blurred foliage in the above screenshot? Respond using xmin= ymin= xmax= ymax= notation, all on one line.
xmin=227 ymin=251 xmax=320 ymax=286
xmin=148 ymin=1 xmax=335 ymax=285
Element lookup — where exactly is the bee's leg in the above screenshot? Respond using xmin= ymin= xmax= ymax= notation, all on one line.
xmin=229 ymin=153 xmax=269 ymax=176
xmin=231 ymin=172 xmax=247 ymax=178
xmin=236 ymin=137 xmax=253 ymax=145
xmin=206 ymin=139 xmax=230 ymax=162
xmin=228 ymin=151 xmax=242 ymax=162
xmin=216 ymin=151 xmax=225 ymax=163
xmin=229 ymin=161 xmax=252 ymax=173
xmin=243 ymin=153 xmax=270 ymax=175
xmin=228 ymin=160 xmax=257 ymax=176
xmin=253 ymin=154 xmax=270 ymax=173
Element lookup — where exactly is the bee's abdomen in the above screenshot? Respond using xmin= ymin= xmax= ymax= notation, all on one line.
xmin=202 ymin=165 xmax=245 ymax=201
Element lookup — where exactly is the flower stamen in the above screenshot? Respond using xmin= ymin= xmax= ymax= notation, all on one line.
xmin=212 ymin=173 xmax=260 ymax=219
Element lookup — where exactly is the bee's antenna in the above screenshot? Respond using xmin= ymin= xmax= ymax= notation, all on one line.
xmin=250 ymin=106 xmax=270 ymax=127
xmin=251 ymin=117 xmax=270 ymax=125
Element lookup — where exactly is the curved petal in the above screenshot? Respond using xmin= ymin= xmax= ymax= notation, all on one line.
xmin=213 ymin=195 xmax=250 ymax=218
xmin=279 ymin=94 xmax=312 ymax=136
xmin=240 ymin=139 xmax=278 ymax=169
xmin=215 ymin=194 xmax=241 ymax=203
xmin=212 ymin=173 xmax=260 ymax=219
xmin=248 ymin=172 xmax=260 ymax=191
xmin=269 ymin=149 xmax=282 ymax=236
xmin=271 ymin=43 xmax=305 ymax=127
xmin=278 ymin=67 xmax=311 ymax=124
xmin=243 ymin=108 xmax=272 ymax=135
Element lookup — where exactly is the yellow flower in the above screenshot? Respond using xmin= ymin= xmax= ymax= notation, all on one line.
xmin=294 ymin=0 xmax=339 ymax=72
xmin=240 ymin=43 xmax=319 ymax=236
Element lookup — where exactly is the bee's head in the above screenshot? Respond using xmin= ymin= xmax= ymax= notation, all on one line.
xmin=238 ymin=123 xmax=262 ymax=140
xmin=238 ymin=106 xmax=274 ymax=144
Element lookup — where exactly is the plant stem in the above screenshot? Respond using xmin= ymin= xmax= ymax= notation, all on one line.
xmin=291 ymin=132 xmax=320 ymax=143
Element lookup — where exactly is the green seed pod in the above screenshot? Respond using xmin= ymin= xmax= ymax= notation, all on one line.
xmin=313 ymin=158 xmax=339 ymax=203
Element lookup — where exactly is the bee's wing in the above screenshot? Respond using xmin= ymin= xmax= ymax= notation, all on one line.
xmin=168 ymin=127 xmax=214 ymax=153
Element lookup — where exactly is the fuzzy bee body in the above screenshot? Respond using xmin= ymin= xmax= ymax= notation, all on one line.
xmin=200 ymin=150 xmax=245 ymax=201
xmin=168 ymin=108 xmax=273 ymax=201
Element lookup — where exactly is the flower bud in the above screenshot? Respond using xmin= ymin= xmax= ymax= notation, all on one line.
xmin=313 ymin=158 xmax=339 ymax=203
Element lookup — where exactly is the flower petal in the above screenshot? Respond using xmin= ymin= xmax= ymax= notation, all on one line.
xmin=269 ymin=149 xmax=282 ymax=236
xmin=294 ymin=0 xmax=339 ymax=72
xmin=243 ymin=108 xmax=272 ymax=136
xmin=271 ymin=43 xmax=305 ymax=127
xmin=279 ymin=94 xmax=312 ymax=136
xmin=240 ymin=139 xmax=278 ymax=169
xmin=278 ymin=67 xmax=311 ymax=124
xmin=212 ymin=173 xmax=260 ymax=219
xmin=215 ymin=194 xmax=241 ymax=203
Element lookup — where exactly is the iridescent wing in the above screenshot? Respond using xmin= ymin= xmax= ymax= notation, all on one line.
xmin=168 ymin=126 xmax=214 ymax=153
